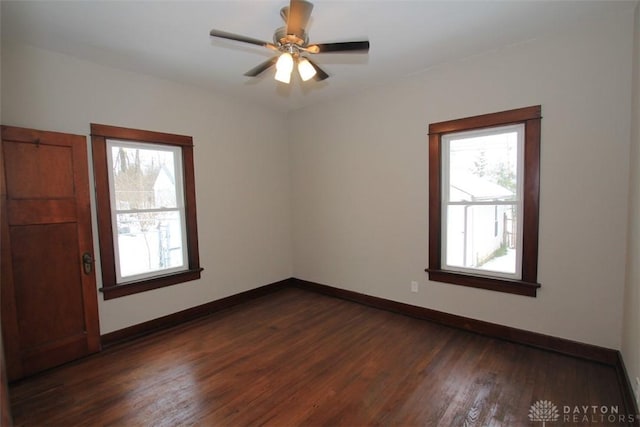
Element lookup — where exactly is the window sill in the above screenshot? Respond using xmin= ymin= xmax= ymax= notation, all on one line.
xmin=100 ymin=268 xmax=203 ymax=300
xmin=425 ymin=269 xmax=540 ymax=297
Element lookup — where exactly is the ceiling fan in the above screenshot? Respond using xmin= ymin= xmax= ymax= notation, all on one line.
xmin=209 ymin=0 xmax=370 ymax=84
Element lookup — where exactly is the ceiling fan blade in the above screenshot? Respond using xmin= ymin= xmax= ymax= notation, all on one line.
xmin=210 ymin=29 xmax=277 ymax=50
xmin=244 ymin=57 xmax=278 ymax=77
xmin=286 ymin=0 xmax=314 ymax=37
xmin=306 ymin=58 xmax=329 ymax=81
xmin=307 ymin=40 xmax=370 ymax=54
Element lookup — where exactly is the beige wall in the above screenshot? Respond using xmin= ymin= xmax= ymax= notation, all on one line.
xmin=1 ymin=44 xmax=293 ymax=334
xmin=290 ymin=6 xmax=634 ymax=349
xmin=622 ymin=2 xmax=640 ymax=398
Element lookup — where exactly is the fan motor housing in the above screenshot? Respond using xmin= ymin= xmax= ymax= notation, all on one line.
xmin=274 ymin=26 xmax=308 ymax=48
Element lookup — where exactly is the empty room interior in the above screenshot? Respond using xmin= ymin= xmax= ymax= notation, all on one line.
xmin=1 ymin=0 xmax=640 ymax=425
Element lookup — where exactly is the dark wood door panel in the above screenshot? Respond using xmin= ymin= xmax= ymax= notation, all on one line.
xmin=10 ymin=223 xmax=86 ymax=352
xmin=3 ymin=141 xmax=75 ymax=199
xmin=21 ymin=334 xmax=89 ymax=378
xmin=8 ymin=199 xmax=78 ymax=225
xmin=1 ymin=125 xmax=100 ymax=381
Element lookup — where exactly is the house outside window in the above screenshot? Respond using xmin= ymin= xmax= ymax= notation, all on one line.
xmin=427 ymin=106 xmax=541 ymax=297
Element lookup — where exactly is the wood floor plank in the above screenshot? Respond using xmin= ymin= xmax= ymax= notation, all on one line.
xmin=8 ymin=288 xmax=629 ymax=426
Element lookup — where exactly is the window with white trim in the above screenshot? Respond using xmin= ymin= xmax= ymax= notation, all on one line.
xmin=441 ymin=124 xmax=524 ymax=280
xmin=107 ymin=140 xmax=188 ymax=283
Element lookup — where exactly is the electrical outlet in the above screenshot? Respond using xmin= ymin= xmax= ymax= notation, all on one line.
xmin=411 ymin=281 xmax=419 ymax=293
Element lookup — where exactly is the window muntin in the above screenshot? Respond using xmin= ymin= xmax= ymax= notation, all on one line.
xmin=106 ymin=140 xmax=188 ymax=284
xmin=427 ymin=106 xmax=541 ymax=297
xmin=441 ymin=124 xmax=524 ymax=280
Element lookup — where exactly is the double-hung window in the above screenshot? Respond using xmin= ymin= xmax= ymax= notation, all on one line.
xmin=427 ymin=106 xmax=541 ymax=296
xmin=91 ymin=124 xmax=202 ymax=299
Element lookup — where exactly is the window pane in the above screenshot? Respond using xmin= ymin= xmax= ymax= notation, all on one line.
xmin=442 ymin=124 xmax=523 ymax=279
xmin=116 ymin=211 xmax=186 ymax=279
xmin=445 ymin=204 xmax=518 ymax=275
xmin=447 ymin=128 xmax=519 ymax=203
xmin=106 ymin=140 xmax=189 ymax=283
xmin=110 ymin=144 xmax=181 ymax=210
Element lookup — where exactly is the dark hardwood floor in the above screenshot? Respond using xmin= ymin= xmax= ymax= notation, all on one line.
xmin=8 ymin=288 xmax=631 ymax=426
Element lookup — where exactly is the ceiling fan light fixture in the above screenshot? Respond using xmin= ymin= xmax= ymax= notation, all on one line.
xmin=209 ymin=0 xmax=370 ymax=85
xmin=275 ymin=52 xmax=294 ymax=83
xmin=297 ymin=57 xmax=317 ymax=81
xmin=275 ymin=68 xmax=292 ymax=84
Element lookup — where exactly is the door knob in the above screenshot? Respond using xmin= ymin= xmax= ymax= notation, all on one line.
xmin=82 ymin=252 xmax=94 ymax=275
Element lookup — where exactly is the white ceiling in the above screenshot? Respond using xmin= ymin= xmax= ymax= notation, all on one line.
xmin=1 ymin=0 xmax=636 ymax=113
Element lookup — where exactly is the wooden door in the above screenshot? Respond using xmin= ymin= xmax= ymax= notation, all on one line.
xmin=1 ymin=125 xmax=100 ymax=381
